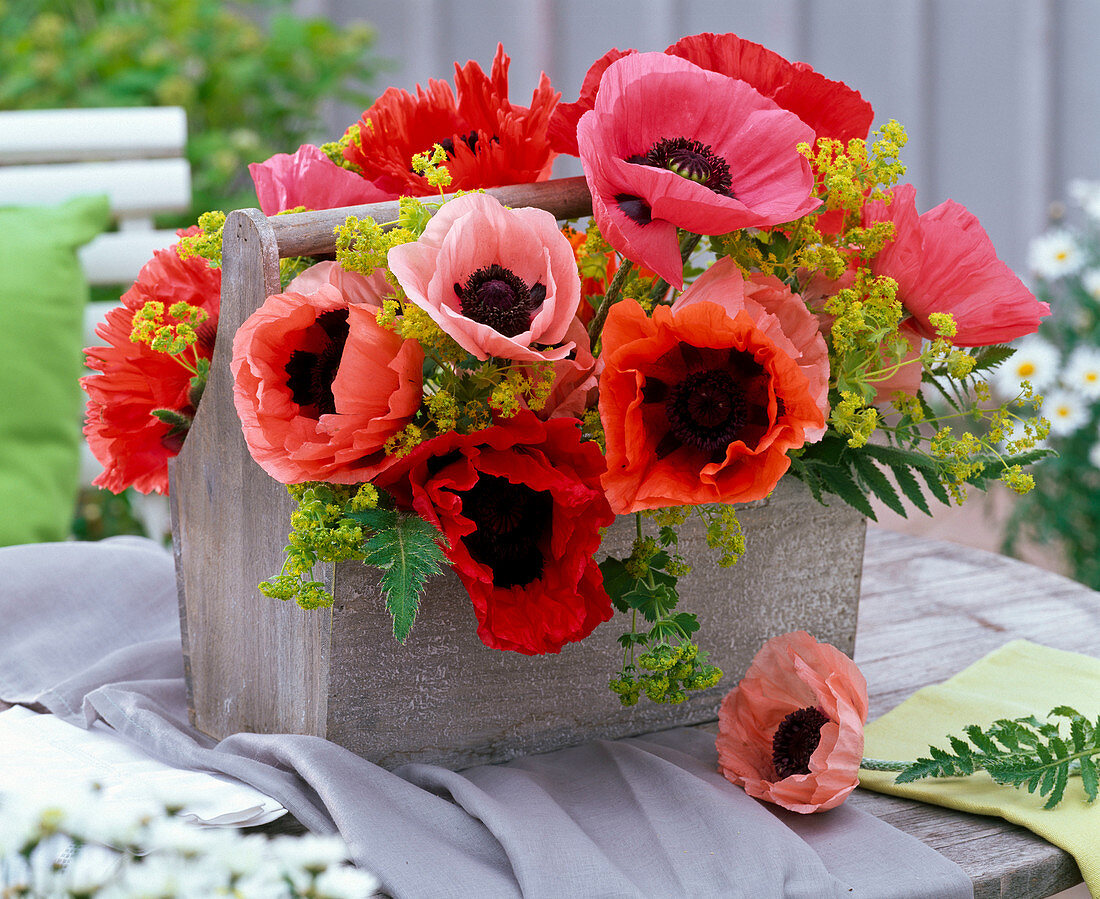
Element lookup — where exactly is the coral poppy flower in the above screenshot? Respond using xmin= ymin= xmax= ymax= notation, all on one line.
xmin=285 ymin=260 xmax=392 ymax=308
xmin=865 ymin=184 xmax=1050 ymax=346
xmin=716 ymin=631 xmax=868 ymax=813
xmin=599 ymin=259 xmax=829 ymax=514
xmin=373 ymin=412 xmax=614 ymax=655
xmin=342 ymin=44 xmax=559 ymax=197
xmin=248 ymin=144 xmax=392 ymax=216
xmin=387 ymin=193 xmax=582 ymax=363
xmin=577 ymin=52 xmax=819 ymax=289
xmin=82 ymin=242 xmax=220 ymax=495
xmin=232 ymin=282 xmax=423 ymax=485
xmin=550 ymin=33 xmax=873 ymax=156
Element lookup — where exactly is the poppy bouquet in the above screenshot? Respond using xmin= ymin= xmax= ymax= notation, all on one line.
xmin=82 ymin=33 xmax=1051 ymax=706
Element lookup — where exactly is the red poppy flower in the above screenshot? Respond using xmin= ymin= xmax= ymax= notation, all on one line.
xmin=577 ymin=52 xmax=819 ymax=288
xmin=387 ymin=193 xmax=582 ymax=363
xmin=716 ymin=631 xmax=868 ymax=813
xmin=342 ymin=44 xmax=559 ymax=197
xmin=82 ymin=242 xmax=220 ymax=495
xmin=865 ymin=184 xmax=1050 ymax=346
xmin=248 ymin=144 xmax=392 ymax=216
xmin=373 ymin=412 xmax=614 ymax=655
xmin=599 ymin=259 xmax=828 ymax=514
xmin=231 ymin=280 xmax=423 ymax=485
xmin=551 ymin=33 xmax=874 ymax=156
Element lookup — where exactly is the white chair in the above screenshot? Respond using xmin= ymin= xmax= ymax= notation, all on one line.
xmin=0 ymin=107 xmax=192 ymax=538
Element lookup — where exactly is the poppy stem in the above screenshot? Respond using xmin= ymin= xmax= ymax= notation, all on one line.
xmin=858 ymin=758 xmax=911 ymax=771
xmin=587 ymin=258 xmax=635 ymax=343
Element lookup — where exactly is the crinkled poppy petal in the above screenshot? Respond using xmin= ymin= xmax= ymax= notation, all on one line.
xmin=248 ymin=144 xmax=393 ymax=215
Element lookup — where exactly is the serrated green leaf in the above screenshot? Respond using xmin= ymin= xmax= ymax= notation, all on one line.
xmin=1081 ymin=755 xmax=1099 ymax=803
xmin=669 ymin=611 xmax=700 ymax=637
xmin=1045 ymin=764 xmax=1070 ymax=809
xmin=812 ymin=462 xmax=878 ymax=520
xmin=917 ymin=466 xmax=951 ymax=506
xmin=599 ymin=557 xmax=635 ymax=614
xmin=851 ymin=454 xmax=906 ymax=517
xmin=623 ymin=576 xmax=679 ymax=622
xmin=965 ymin=725 xmax=999 ymax=755
xmin=923 ymin=372 xmax=963 ymax=412
xmin=1049 ymin=735 xmax=1070 ymax=759
xmin=1039 ymin=765 xmax=1057 ymax=795
xmin=971 ymin=344 xmax=1016 ymax=372
xmin=886 ymin=461 xmax=932 ymax=517
xmin=361 ymin=511 xmax=448 ymax=643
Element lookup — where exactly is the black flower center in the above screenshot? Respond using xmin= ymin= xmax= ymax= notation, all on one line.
xmin=614 ymin=194 xmax=653 ymax=226
xmin=438 ymin=130 xmax=481 ymax=158
xmin=460 ymin=474 xmax=553 ymax=588
xmin=665 ymin=368 xmax=747 ymax=454
xmin=284 ymin=309 xmax=349 ymax=418
xmin=630 ymin=137 xmax=734 ymax=198
xmin=455 ymin=264 xmax=545 ymax=337
xmin=772 ymin=706 xmax=830 ymax=780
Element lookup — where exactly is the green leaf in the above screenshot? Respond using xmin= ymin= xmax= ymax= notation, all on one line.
xmin=360 ymin=509 xmax=449 ymax=643
xmin=851 ymin=454 xmax=906 ymax=517
xmin=971 ymin=344 xmax=1016 ymax=373
xmin=887 ymin=461 xmax=932 ymax=516
xmin=599 ymin=557 xmax=635 ymax=614
xmin=1081 ymin=756 xmax=1099 ymax=803
xmin=965 ymin=725 xmax=1000 ymax=755
xmin=623 ymin=577 xmax=679 ymax=621
xmin=812 ymin=462 xmax=878 ymax=520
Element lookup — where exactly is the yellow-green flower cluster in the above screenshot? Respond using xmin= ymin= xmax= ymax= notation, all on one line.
xmin=699 ymin=504 xmax=746 ymax=568
xmin=320 ymin=124 xmax=365 ymax=175
xmin=130 ymin=301 xmax=209 ymax=359
xmin=176 ymin=210 xmax=226 ymax=268
xmin=831 ymin=391 xmax=879 ymax=448
xmin=258 ymin=482 xmax=379 ymax=609
xmin=610 ymin=642 xmax=722 ymax=706
xmin=411 ymin=144 xmax=454 ymax=191
xmin=335 ymin=214 xmax=417 ymax=280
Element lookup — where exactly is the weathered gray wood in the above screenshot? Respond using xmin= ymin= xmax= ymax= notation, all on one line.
xmin=849 ymin=527 xmax=1092 ymax=899
xmin=268 ymin=175 xmax=593 ymax=258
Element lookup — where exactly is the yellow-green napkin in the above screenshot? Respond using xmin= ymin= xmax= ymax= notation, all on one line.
xmin=859 ymin=639 xmax=1100 ymax=893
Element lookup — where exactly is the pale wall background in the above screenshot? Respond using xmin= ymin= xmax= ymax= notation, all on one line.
xmin=292 ymin=0 xmax=1100 ymax=279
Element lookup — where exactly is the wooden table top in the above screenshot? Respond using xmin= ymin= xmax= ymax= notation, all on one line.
xmin=1 ymin=527 xmax=1093 ymax=896
xmin=851 ymin=526 xmax=1095 ymax=899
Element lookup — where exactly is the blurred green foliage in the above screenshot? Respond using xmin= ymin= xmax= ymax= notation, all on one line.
xmin=0 ymin=0 xmax=384 ymax=219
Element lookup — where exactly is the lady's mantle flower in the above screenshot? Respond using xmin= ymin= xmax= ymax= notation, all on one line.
xmin=343 ymin=44 xmax=558 ymax=197
xmin=991 ymin=336 xmax=1060 ymax=397
xmin=232 ymin=275 xmax=423 ymax=485
xmin=387 ymin=193 xmax=582 ymax=363
xmin=865 ymin=184 xmax=1050 ymax=346
xmin=550 ymin=31 xmax=873 ymax=155
xmin=577 ymin=52 xmax=819 ymax=289
xmin=82 ymin=240 xmax=220 ymax=495
xmin=1042 ymin=388 xmax=1089 ymax=437
xmin=1029 ymin=229 xmax=1086 ymax=280
xmin=598 ymin=258 xmax=828 ymax=514
xmin=1064 ymin=347 xmax=1100 ymax=400
xmin=373 ymin=412 xmax=614 ymax=655
xmin=716 ymin=631 xmax=868 ymax=814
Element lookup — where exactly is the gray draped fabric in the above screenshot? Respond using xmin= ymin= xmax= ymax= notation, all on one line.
xmin=0 ymin=537 xmax=972 ymax=898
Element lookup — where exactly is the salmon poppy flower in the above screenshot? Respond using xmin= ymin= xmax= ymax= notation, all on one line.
xmin=248 ymin=143 xmax=392 ymax=216
xmin=577 ymin=52 xmax=819 ymax=289
xmin=232 ymin=281 xmax=423 ymax=485
xmin=599 ymin=258 xmax=829 ymax=514
xmin=285 ymin=260 xmax=392 ymax=308
xmin=865 ymin=184 xmax=1050 ymax=346
xmin=82 ymin=241 xmax=220 ymax=495
xmin=342 ymin=44 xmax=559 ymax=197
xmin=550 ymin=33 xmax=873 ymax=156
xmin=387 ymin=193 xmax=582 ymax=363
xmin=373 ymin=412 xmax=614 ymax=655
xmin=716 ymin=631 xmax=868 ymax=814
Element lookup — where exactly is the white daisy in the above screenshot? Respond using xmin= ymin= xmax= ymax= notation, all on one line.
xmin=992 ymin=336 xmax=1061 ymax=396
xmin=1082 ymin=269 xmax=1100 ymax=302
xmin=1069 ymin=179 xmax=1100 ymax=222
xmin=1041 ymin=388 xmax=1088 ymax=437
xmin=1063 ymin=347 xmax=1100 ymax=399
xmin=1029 ymin=229 xmax=1086 ymax=279
xmin=1088 ymin=441 xmax=1100 ymax=470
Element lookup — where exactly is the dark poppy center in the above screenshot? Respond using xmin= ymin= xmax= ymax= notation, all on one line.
xmin=460 ymin=474 xmax=553 ymax=588
xmin=635 ymin=137 xmax=734 ymax=197
xmin=455 ymin=264 xmax=545 ymax=337
xmin=665 ymin=368 xmax=747 ymax=453
xmin=772 ymin=706 xmax=830 ymax=780
xmin=284 ymin=309 xmax=349 ymax=418
xmin=437 ymin=130 xmax=480 ymax=158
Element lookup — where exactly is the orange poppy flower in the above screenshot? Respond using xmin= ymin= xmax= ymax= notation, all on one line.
xmin=598 ymin=259 xmax=828 ymax=514
xmin=716 ymin=631 xmax=868 ymax=813
xmin=343 ymin=44 xmax=559 ymax=196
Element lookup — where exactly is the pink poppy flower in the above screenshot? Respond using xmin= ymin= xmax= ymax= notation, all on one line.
xmin=533 ymin=317 xmax=601 ymax=420
xmin=716 ymin=631 xmax=868 ymax=814
xmin=577 ymin=53 xmax=819 ymax=289
xmin=248 ymin=144 xmax=392 ymax=216
xmin=232 ymin=282 xmax=423 ymax=485
xmin=865 ymin=184 xmax=1050 ymax=346
xmin=285 ymin=260 xmax=392 ymax=308
xmin=387 ymin=193 xmax=582 ymax=362
xmin=551 ymin=33 xmax=873 ymax=157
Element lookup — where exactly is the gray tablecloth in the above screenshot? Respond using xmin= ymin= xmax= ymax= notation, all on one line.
xmin=0 ymin=537 xmax=972 ymax=898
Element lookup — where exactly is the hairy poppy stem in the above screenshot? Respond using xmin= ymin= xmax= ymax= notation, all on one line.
xmin=588 ymin=258 xmax=635 ymax=343
xmin=858 ymin=758 xmax=911 ymax=771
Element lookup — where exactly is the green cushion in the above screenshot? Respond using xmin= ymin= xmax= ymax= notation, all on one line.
xmin=0 ymin=195 xmax=110 ymax=545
